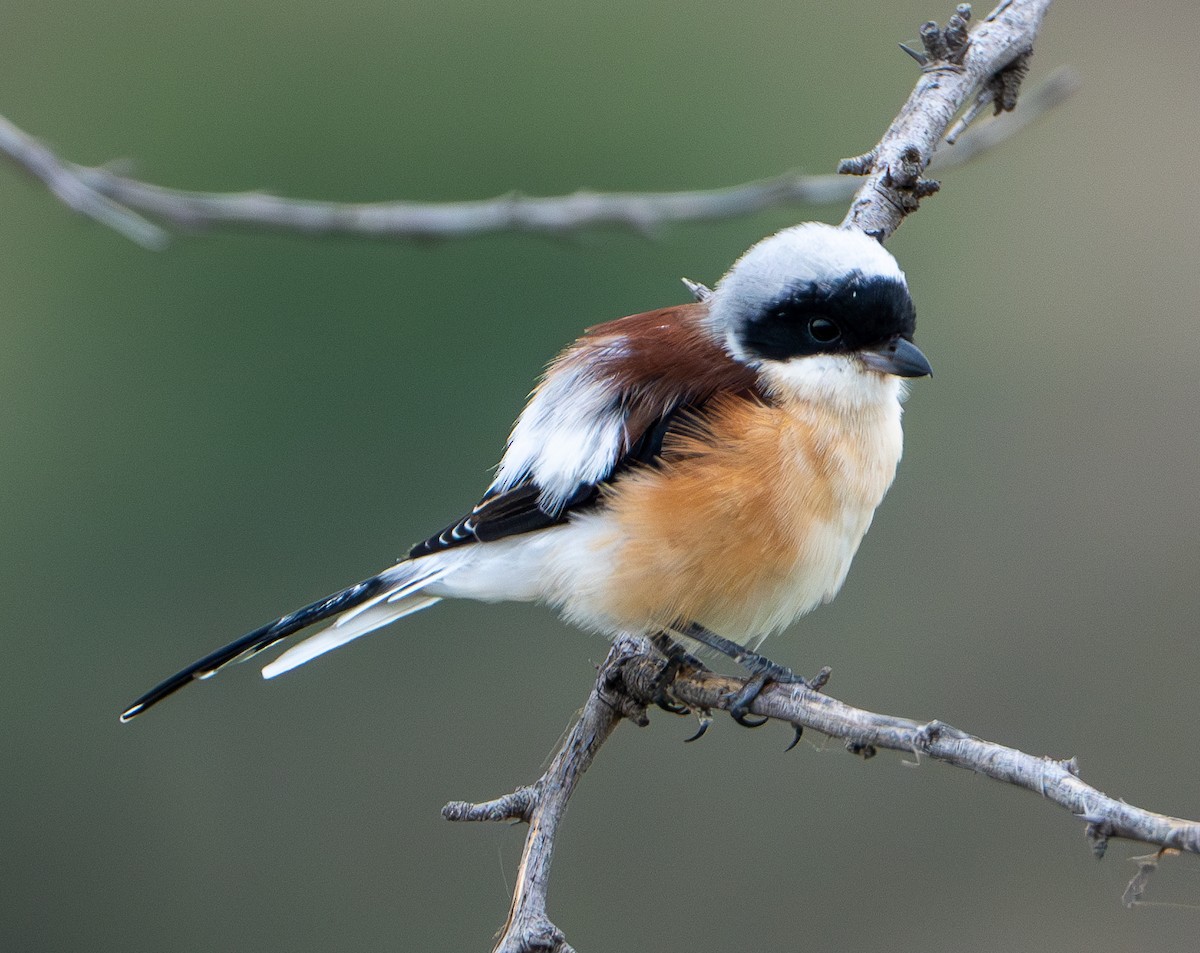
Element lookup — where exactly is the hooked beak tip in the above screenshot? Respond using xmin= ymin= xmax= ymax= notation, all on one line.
xmin=861 ymin=337 xmax=932 ymax=379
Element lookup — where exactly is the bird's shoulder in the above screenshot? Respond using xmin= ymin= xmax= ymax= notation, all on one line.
xmin=576 ymin=301 xmax=756 ymax=397
xmin=498 ymin=301 xmax=759 ymax=497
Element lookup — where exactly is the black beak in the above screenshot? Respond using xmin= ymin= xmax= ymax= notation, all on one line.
xmin=860 ymin=337 xmax=933 ymax=378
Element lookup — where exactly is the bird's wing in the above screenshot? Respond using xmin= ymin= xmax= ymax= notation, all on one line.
xmin=409 ymin=302 xmax=758 ymax=558
xmin=121 ymin=303 xmax=756 ymax=720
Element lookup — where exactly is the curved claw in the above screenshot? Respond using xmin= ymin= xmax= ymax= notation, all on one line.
xmin=655 ymin=695 xmax=690 ymax=715
xmin=683 ymin=710 xmax=713 ymax=743
xmin=730 ymin=708 xmax=769 ymax=729
xmin=784 ymin=723 xmax=804 ymax=752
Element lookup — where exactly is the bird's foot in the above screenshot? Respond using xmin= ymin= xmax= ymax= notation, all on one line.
xmin=725 ymin=659 xmax=807 ymax=729
xmin=664 ymin=624 xmax=832 ymax=747
xmin=683 ymin=708 xmax=714 ymax=743
xmin=651 ymin=653 xmax=691 ymax=715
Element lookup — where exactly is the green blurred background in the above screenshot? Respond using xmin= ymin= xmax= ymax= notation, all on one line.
xmin=2 ymin=1 xmax=1197 ymax=950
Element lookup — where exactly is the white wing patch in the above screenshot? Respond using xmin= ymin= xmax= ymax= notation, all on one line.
xmin=491 ymin=340 xmax=629 ymax=512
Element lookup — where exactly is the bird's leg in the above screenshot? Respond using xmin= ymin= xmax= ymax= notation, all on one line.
xmin=650 ymin=631 xmax=717 ymax=742
xmin=678 ymin=623 xmax=807 ymax=728
xmin=648 ymin=631 xmax=707 ymax=717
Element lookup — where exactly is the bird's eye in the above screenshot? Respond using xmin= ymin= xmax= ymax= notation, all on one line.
xmin=808 ymin=317 xmax=841 ymax=343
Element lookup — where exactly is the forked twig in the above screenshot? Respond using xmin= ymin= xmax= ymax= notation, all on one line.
xmin=431 ymin=4 xmax=1186 ymax=951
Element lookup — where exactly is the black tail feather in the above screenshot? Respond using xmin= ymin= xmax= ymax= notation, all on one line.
xmin=119 ymin=575 xmax=389 ymax=722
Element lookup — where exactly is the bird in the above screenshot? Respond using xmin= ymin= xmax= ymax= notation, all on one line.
xmin=120 ymin=222 xmax=931 ymax=726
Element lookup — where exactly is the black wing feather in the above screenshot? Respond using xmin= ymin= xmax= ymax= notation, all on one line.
xmin=408 ymin=401 xmax=692 ymax=559
xmin=121 ymin=402 xmax=683 ymax=720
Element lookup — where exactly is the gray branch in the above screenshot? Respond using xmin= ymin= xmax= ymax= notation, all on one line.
xmin=619 ymin=654 xmax=1200 ymax=860
xmin=0 ymin=66 xmax=1074 ymax=249
xmin=839 ymin=0 xmax=1055 ymax=239
xmin=31 ymin=2 xmax=1178 ymax=951
xmin=430 ymin=4 xmax=1198 ymax=952
xmin=445 ymin=637 xmax=649 ymax=953
xmin=447 ymin=634 xmax=1199 ymax=953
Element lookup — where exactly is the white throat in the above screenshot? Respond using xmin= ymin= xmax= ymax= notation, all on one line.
xmin=759 ymin=354 xmax=905 ymax=416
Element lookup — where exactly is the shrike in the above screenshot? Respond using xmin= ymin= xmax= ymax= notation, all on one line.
xmin=121 ymin=222 xmax=931 ymax=725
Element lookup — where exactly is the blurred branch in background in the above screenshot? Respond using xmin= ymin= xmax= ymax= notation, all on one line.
xmin=0 ymin=69 xmax=1075 ymax=250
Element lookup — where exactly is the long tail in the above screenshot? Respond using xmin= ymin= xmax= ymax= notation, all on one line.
xmin=119 ymin=559 xmax=452 ymax=722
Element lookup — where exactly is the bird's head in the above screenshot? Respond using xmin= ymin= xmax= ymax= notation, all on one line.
xmin=708 ymin=223 xmax=931 ymax=405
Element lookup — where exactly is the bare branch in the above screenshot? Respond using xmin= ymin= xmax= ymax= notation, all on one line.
xmin=622 ymin=654 xmax=1200 ymax=859
xmin=444 ymin=637 xmax=649 ymax=953
xmin=0 ymin=115 xmax=169 ymax=249
xmin=442 ymin=786 xmax=538 ymax=824
xmin=421 ymin=6 xmax=1178 ymax=951
xmin=840 ymin=0 xmax=1056 ymax=239
xmin=447 ymin=637 xmax=1199 ymax=953
xmin=0 ymin=67 xmax=1074 ymax=248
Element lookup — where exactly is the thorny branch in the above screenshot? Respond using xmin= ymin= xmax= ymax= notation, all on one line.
xmin=438 ymin=3 xmax=1198 ymax=952
xmin=0 ymin=68 xmax=1074 ymax=249
xmin=618 ymin=653 xmax=1200 ymax=861
xmin=480 ymin=641 xmax=1200 ymax=867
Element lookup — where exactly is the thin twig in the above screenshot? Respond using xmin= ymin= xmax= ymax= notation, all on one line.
xmin=429 ymin=5 xmax=1114 ymax=952
xmin=0 ymin=116 xmax=168 ymax=249
xmin=0 ymin=68 xmax=1073 ymax=248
